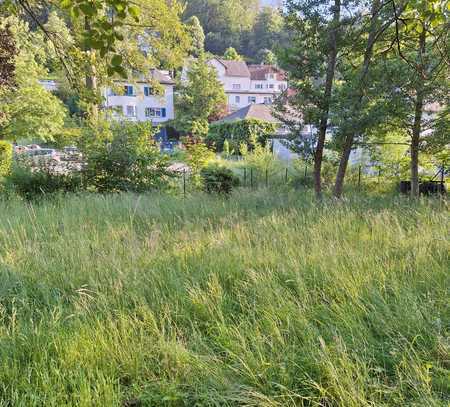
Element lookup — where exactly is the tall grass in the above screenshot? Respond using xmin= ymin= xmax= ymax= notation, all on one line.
xmin=0 ymin=190 xmax=448 ymax=406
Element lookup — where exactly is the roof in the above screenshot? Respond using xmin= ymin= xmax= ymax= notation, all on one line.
xmin=214 ymin=104 xmax=280 ymax=124
xmin=216 ymin=59 xmax=251 ymax=77
xmin=248 ymin=65 xmax=287 ymax=81
xmin=150 ymin=69 xmax=175 ymax=85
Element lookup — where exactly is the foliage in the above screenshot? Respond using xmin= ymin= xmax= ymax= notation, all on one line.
xmin=257 ymin=48 xmax=278 ymax=65
xmin=0 ymin=23 xmax=16 ymax=89
xmin=239 ymin=134 xmax=281 ymax=177
xmin=183 ymin=139 xmax=215 ymax=174
xmin=81 ymin=121 xmax=172 ymax=192
xmin=183 ymin=0 xmax=259 ymax=55
xmin=207 ymin=119 xmax=277 ymax=152
xmin=0 ymin=191 xmax=448 ymax=405
xmin=0 ymin=17 xmax=67 ymax=141
xmin=3 ymin=159 xmax=82 ymax=199
xmin=200 ymin=163 xmax=239 ymax=195
xmin=185 ymin=16 xmax=205 ymax=57
xmin=223 ymin=47 xmax=242 ymax=61
xmin=174 ymin=55 xmax=227 ymax=135
xmin=0 ymin=140 xmax=12 ymax=177
xmin=247 ymin=7 xmax=286 ymax=60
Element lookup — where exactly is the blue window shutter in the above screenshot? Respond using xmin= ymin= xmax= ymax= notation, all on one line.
xmin=144 ymin=87 xmax=149 ymax=97
xmin=161 ymin=108 xmax=166 ymax=118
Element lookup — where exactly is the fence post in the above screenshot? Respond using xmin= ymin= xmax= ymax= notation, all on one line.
xmin=265 ymin=169 xmax=268 ymax=188
xmin=244 ymin=168 xmax=247 ymax=187
xmin=250 ymin=168 xmax=253 ymax=188
xmin=304 ymin=165 xmax=308 ymax=177
xmin=183 ymin=169 xmax=186 ymax=198
xmin=440 ymin=165 xmax=445 ymax=193
xmin=358 ymin=165 xmax=362 ymax=189
xmin=285 ymin=168 xmax=288 ymax=184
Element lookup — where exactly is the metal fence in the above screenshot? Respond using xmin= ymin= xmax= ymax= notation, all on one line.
xmin=177 ymin=163 xmax=448 ymax=197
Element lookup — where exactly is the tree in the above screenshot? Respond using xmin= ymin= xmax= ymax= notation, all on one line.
xmin=2 ymin=0 xmax=191 ymax=123
xmin=281 ymin=0 xmax=343 ymax=199
xmin=246 ymin=7 xmax=285 ymax=59
xmin=258 ymin=49 xmax=278 ymax=65
xmin=0 ymin=17 xmax=67 ymax=141
xmin=332 ymin=0 xmax=398 ymax=198
xmin=391 ymin=0 xmax=449 ymax=197
xmin=174 ymin=54 xmax=227 ymax=137
xmin=185 ymin=16 xmax=205 ymax=57
xmin=223 ymin=47 xmax=243 ymax=61
xmin=0 ymin=24 xmax=16 ymax=89
xmin=183 ymin=0 xmax=259 ymax=55
xmin=331 ymin=0 xmax=448 ymax=197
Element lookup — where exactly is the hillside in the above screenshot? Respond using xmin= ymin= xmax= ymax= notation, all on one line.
xmin=1 ymin=190 xmax=448 ymax=405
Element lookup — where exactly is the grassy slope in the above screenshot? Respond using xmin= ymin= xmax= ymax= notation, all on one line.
xmin=0 ymin=190 xmax=448 ymax=406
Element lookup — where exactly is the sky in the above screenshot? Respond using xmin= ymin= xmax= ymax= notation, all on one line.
xmin=260 ymin=0 xmax=282 ymax=6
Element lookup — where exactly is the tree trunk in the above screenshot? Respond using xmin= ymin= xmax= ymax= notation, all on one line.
xmin=410 ymin=28 xmax=426 ymax=198
xmin=84 ymin=17 xmax=99 ymax=123
xmin=313 ymin=0 xmax=341 ymax=199
xmin=333 ymin=0 xmax=381 ymax=198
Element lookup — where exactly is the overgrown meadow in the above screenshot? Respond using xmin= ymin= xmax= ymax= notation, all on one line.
xmin=0 ymin=190 xmax=448 ymax=406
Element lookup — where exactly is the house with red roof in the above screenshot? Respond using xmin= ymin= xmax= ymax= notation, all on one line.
xmin=207 ymin=58 xmax=288 ymax=112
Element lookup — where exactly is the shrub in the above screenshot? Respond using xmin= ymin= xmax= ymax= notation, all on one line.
xmin=82 ymin=122 xmax=173 ymax=193
xmin=4 ymin=159 xmax=82 ymax=200
xmin=206 ymin=119 xmax=277 ymax=152
xmin=0 ymin=141 xmax=13 ymax=178
xmin=183 ymin=138 xmax=215 ymax=173
xmin=200 ymin=164 xmax=239 ymax=194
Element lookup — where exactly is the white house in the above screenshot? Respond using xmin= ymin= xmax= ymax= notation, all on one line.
xmin=103 ymin=69 xmax=175 ymax=126
xmin=207 ymin=58 xmax=288 ymax=112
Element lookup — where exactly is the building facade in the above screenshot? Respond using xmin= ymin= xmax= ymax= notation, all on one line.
xmin=207 ymin=58 xmax=288 ymax=112
xmin=103 ymin=70 xmax=175 ymax=126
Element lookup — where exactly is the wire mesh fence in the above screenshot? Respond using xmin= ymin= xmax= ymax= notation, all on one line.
xmin=175 ymin=163 xmax=448 ymax=197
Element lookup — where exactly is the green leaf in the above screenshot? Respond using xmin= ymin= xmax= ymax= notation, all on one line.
xmin=111 ymin=54 xmax=123 ymax=66
xmin=79 ymin=3 xmax=96 ymax=16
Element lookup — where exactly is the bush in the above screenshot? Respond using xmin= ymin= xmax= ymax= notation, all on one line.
xmin=206 ymin=119 xmax=277 ymax=152
xmin=4 ymin=159 xmax=82 ymax=200
xmin=0 ymin=141 xmax=13 ymax=178
xmin=200 ymin=164 xmax=239 ymax=194
xmin=82 ymin=122 xmax=173 ymax=193
xmin=183 ymin=138 xmax=215 ymax=173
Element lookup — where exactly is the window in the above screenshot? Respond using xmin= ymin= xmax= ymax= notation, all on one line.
xmin=235 ymin=96 xmax=240 ymax=104
xmin=278 ymin=84 xmax=286 ymax=91
xmin=144 ymin=86 xmax=154 ymax=96
xmin=268 ymin=84 xmax=275 ymax=89
xmin=255 ymin=83 xmax=264 ymax=89
xmin=264 ymin=97 xmax=272 ymax=104
xmin=248 ymin=96 xmax=256 ymax=104
xmin=145 ymin=107 xmax=167 ymax=118
xmin=124 ymin=85 xmax=134 ymax=96
xmin=108 ymin=88 xmax=117 ymax=96
xmin=232 ymin=84 xmax=241 ymax=90
xmin=126 ymin=105 xmax=136 ymax=116
xmin=267 ymin=73 xmax=275 ymax=80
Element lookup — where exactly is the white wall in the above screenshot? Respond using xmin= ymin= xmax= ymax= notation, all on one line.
xmin=104 ymin=83 xmax=174 ymax=123
xmin=227 ymin=92 xmax=277 ymax=110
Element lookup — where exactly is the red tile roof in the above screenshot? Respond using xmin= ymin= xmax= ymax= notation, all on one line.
xmin=248 ymin=65 xmax=287 ymax=81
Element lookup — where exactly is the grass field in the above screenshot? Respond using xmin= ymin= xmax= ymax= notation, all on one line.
xmin=0 ymin=190 xmax=448 ymax=406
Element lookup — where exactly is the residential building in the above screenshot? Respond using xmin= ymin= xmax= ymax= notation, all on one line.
xmin=207 ymin=58 xmax=288 ymax=112
xmin=103 ymin=70 xmax=175 ymax=126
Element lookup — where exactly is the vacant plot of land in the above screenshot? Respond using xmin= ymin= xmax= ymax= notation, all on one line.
xmin=0 ymin=191 xmax=448 ymax=406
